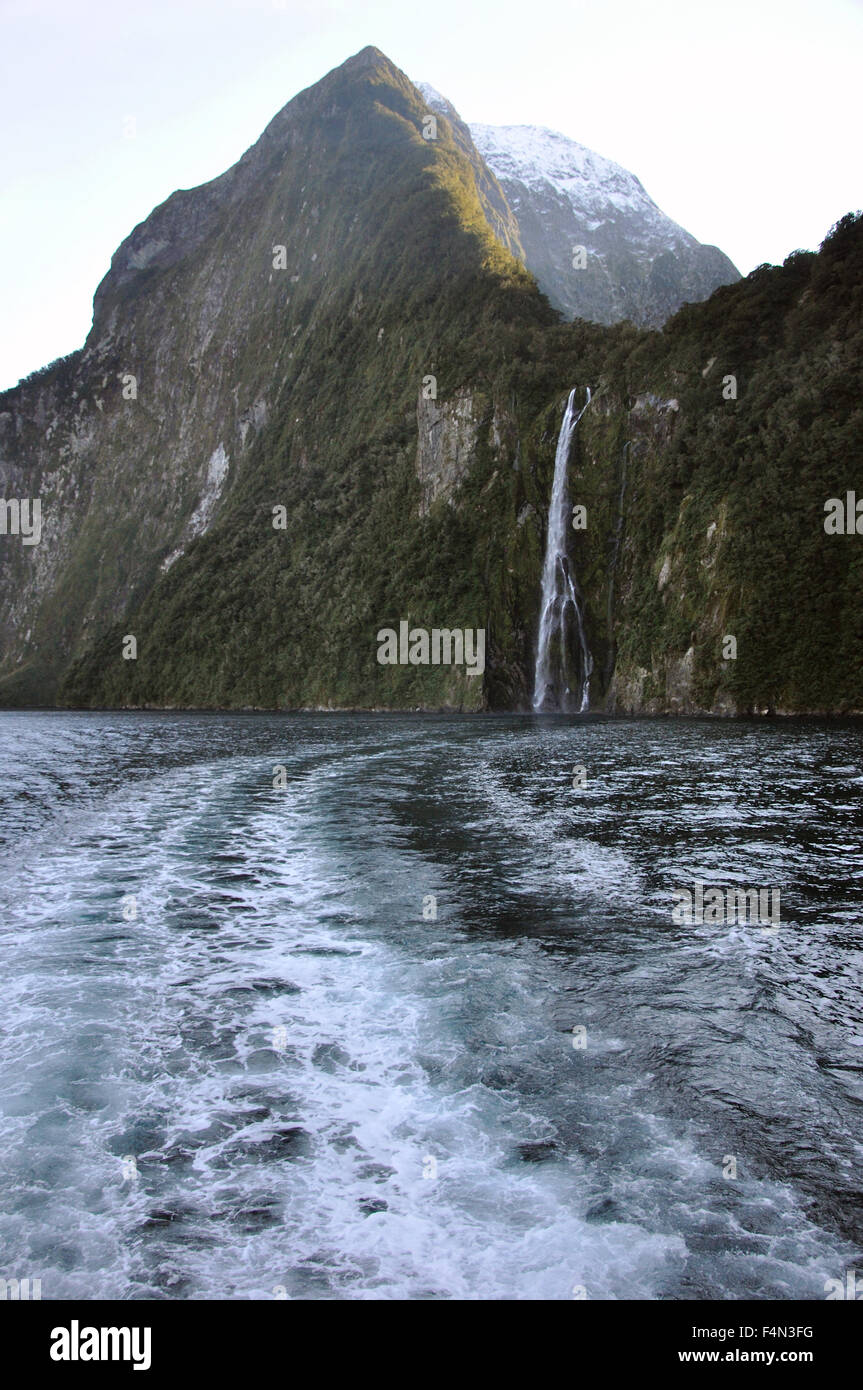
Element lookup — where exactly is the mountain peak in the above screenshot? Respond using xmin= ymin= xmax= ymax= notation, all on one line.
xmin=337 ymin=44 xmax=397 ymax=77
xmin=348 ymin=43 xmax=388 ymax=62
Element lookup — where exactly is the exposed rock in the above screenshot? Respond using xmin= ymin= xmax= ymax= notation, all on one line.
xmin=415 ymin=388 xmax=478 ymax=515
xmin=665 ymin=645 xmax=697 ymax=712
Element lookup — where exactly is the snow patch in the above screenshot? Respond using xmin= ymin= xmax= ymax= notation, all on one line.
xmin=469 ymin=123 xmax=692 ymax=249
xmin=415 ymin=81 xmax=451 ymax=114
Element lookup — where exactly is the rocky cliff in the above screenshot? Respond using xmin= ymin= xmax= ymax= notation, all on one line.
xmin=1 ymin=48 xmax=860 ymax=715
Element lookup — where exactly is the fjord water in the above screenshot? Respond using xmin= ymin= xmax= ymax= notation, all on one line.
xmin=1 ymin=712 xmax=861 ymax=1301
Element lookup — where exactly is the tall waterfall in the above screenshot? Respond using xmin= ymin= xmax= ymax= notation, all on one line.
xmin=532 ymin=387 xmax=593 ymax=712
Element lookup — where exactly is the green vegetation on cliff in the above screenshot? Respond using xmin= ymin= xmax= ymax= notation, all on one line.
xmin=2 ymin=47 xmax=861 ymax=715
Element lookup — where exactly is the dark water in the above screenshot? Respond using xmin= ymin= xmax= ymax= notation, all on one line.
xmin=0 ymin=711 xmax=861 ymax=1300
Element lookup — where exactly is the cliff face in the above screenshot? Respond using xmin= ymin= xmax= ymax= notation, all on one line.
xmin=415 ymin=388 xmax=481 ymax=516
xmin=1 ymin=47 xmax=861 ymax=715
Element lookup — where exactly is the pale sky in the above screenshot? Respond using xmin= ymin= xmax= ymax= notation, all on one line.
xmin=1 ymin=0 xmax=860 ymax=390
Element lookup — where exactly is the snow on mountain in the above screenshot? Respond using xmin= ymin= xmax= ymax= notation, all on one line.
xmin=469 ymin=123 xmax=683 ymax=248
xmin=415 ymin=79 xmax=740 ymax=327
xmin=415 ymin=81 xmax=451 ymax=112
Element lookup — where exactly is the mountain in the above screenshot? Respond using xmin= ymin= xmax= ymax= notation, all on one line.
xmin=417 ymin=82 xmax=739 ymax=327
xmin=1 ymin=47 xmax=861 ymax=716
xmin=0 ymin=46 xmax=546 ymax=710
xmin=470 ymin=123 xmax=741 ymax=327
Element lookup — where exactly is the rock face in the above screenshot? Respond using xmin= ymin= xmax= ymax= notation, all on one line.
xmin=415 ymin=388 xmax=478 ymax=515
xmin=0 ymin=47 xmax=860 ymax=715
xmin=466 ymin=122 xmax=740 ymax=327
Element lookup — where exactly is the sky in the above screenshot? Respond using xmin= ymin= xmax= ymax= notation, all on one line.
xmin=1 ymin=0 xmax=860 ymax=390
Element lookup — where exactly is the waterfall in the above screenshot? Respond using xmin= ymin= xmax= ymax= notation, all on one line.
xmin=532 ymin=387 xmax=592 ymax=712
